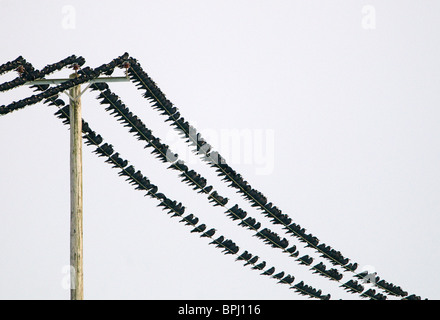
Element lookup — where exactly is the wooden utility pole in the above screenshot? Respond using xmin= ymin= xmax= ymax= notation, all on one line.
xmin=23 ymin=64 xmax=130 ymax=300
xmin=69 ymin=73 xmax=83 ymax=300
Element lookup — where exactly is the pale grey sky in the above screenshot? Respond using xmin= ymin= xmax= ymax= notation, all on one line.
xmin=1 ymin=0 xmax=439 ymax=300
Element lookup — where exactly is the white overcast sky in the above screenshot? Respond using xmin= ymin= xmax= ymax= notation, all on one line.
xmin=1 ymin=0 xmax=439 ymax=300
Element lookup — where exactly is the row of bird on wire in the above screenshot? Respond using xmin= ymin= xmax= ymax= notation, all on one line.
xmin=82 ymin=76 xmax=364 ymax=295
xmin=54 ymin=100 xmax=333 ymax=300
xmin=0 ymin=54 xmax=417 ymax=300
xmin=0 ymin=54 xmax=130 ymax=115
xmin=124 ymin=57 xmax=419 ymax=300
xmin=0 ymin=55 xmax=421 ymax=300
xmin=0 ymin=56 xmax=335 ymax=300
xmin=82 ymin=77 xmax=385 ymax=298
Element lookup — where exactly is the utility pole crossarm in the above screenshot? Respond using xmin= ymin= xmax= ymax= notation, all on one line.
xmin=26 ymin=76 xmax=130 ymax=86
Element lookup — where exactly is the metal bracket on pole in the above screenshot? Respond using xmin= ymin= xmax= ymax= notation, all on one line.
xmin=62 ymin=83 xmax=91 ymax=102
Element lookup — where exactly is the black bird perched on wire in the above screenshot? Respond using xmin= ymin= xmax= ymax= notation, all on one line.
xmin=252 ymin=261 xmax=266 ymax=270
xmin=154 ymin=192 xmax=166 ymax=200
xmin=210 ymin=236 xmax=224 ymax=246
xmin=280 ymin=275 xmax=294 ymax=285
xmin=244 ymin=255 xmax=259 ymax=266
xmin=201 ymin=228 xmax=216 ymax=238
xmin=191 ymin=224 xmax=206 ymax=233
xmin=261 ymin=267 xmax=275 ymax=276
xmin=148 ymin=185 xmax=158 ymax=195
xmin=297 ymin=255 xmax=313 ymax=266
xmin=184 ymin=214 xmax=198 ymax=226
xmin=236 ymin=251 xmax=252 ymax=262
xmin=273 ymin=271 xmax=285 ymax=280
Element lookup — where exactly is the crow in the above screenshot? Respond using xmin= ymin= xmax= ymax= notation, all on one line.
xmin=191 ymin=224 xmax=206 ymax=233
xmin=236 ymin=251 xmax=252 ymax=262
xmin=273 ymin=272 xmax=285 ymax=280
xmin=279 ymin=275 xmax=294 ymax=285
xmin=181 ymin=214 xmax=198 ymax=226
xmin=261 ymin=267 xmax=275 ymax=276
xmin=201 ymin=228 xmax=216 ymax=238
xmin=244 ymin=256 xmax=259 ymax=266
xmin=297 ymin=255 xmax=313 ymax=266
xmin=252 ymin=261 xmax=266 ymax=270
xmin=148 ymin=185 xmax=158 ymax=195
xmin=210 ymin=236 xmax=224 ymax=246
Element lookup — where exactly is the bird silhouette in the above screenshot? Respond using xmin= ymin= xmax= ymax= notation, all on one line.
xmin=261 ymin=267 xmax=275 ymax=276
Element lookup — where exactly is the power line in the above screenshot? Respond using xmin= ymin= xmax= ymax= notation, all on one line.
xmin=125 ymin=57 xmax=421 ymax=300
xmin=0 ymin=57 xmax=332 ymax=300
xmin=0 ymin=54 xmax=423 ymax=300
xmin=53 ymin=101 xmax=331 ymax=300
xmin=90 ymin=83 xmax=372 ymax=296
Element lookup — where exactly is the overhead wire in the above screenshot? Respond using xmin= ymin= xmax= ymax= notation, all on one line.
xmin=0 ymin=54 xmax=423 ymax=300
xmin=52 ymin=100 xmax=331 ymax=300
xmin=87 ymin=81 xmax=369 ymax=296
xmin=125 ymin=57 xmax=419 ymax=300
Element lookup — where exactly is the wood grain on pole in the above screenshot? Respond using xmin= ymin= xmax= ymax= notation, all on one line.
xmin=69 ymin=73 xmax=83 ymax=300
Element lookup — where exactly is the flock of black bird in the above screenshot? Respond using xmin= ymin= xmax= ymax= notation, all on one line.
xmin=126 ymin=57 xmax=423 ymax=300
xmin=311 ymin=262 xmax=343 ymax=282
xmin=1 ymin=57 xmax=333 ymax=300
xmin=0 ymin=54 xmax=423 ymax=300
xmin=293 ymin=281 xmax=331 ymax=300
xmin=84 ymin=79 xmax=347 ymax=282
xmin=341 ymin=280 xmax=364 ymax=294
xmin=0 ymin=54 xmax=128 ymax=115
xmin=54 ymin=97 xmax=329 ymax=298
xmin=255 ymin=228 xmax=289 ymax=249
xmin=85 ymin=80 xmax=377 ymax=294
